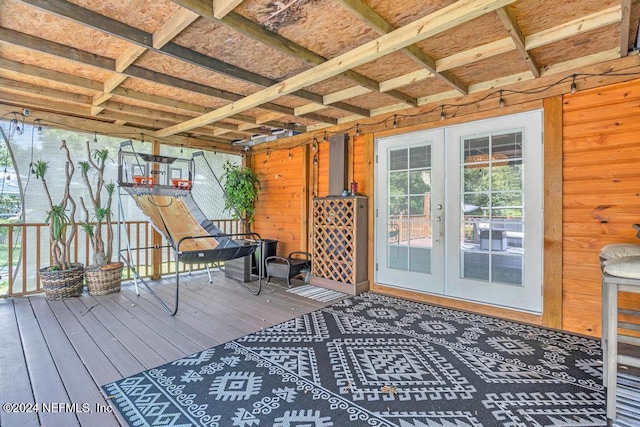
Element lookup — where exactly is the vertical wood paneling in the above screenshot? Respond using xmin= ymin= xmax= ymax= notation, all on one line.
xmin=563 ymin=78 xmax=640 ymax=337
xmin=252 ymin=147 xmax=304 ymax=256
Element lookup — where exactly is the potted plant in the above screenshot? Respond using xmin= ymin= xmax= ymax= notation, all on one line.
xmin=35 ymin=140 xmax=84 ymax=299
xmin=221 ymin=161 xmax=276 ymax=279
xmin=78 ymin=142 xmax=123 ymax=295
xmin=221 ymin=160 xmax=261 ymax=227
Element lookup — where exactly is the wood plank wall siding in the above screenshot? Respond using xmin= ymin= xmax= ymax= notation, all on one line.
xmin=563 ymin=78 xmax=640 ymax=338
xmin=251 ymin=77 xmax=640 ymax=338
xmin=251 ymin=146 xmax=305 ymax=256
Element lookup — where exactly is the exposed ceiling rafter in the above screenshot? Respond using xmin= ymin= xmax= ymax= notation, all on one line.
xmin=157 ymin=0 xmax=516 ymax=136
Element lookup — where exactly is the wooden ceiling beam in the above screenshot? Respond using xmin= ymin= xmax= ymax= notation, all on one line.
xmin=334 ymin=0 xmax=468 ymax=95
xmin=0 ymin=78 xmax=91 ymax=106
xmin=334 ymin=4 xmax=624 ymax=99
xmin=436 ymin=38 xmax=514 ymax=72
xmin=0 ymin=102 xmax=242 ymax=152
xmin=0 ymin=28 xmax=330 ymax=127
xmin=496 ymin=7 xmax=540 ymax=78
xmin=526 ymin=5 xmax=622 ymax=50
xmin=157 ymin=0 xmax=514 ymax=136
xmin=619 ymin=0 xmax=632 ymax=57
xmin=19 ymin=0 xmax=368 ymax=118
xmin=213 ymin=0 xmax=243 ymax=19
xmin=153 ymin=8 xmax=199 ymax=49
xmin=0 ymin=58 xmax=102 ymax=92
xmin=172 ymin=0 xmax=416 ymax=106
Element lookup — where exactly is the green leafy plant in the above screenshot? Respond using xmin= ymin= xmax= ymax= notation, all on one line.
xmin=221 ymin=161 xmax=261 ymax=227
xmin=34 ymin=141 xmax=77 ymax=271
xmin=78 ymin=143 xmax=115 ymax=267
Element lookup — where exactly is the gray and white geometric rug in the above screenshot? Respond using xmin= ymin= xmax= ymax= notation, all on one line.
xmin=103 ymin=293 xmax=637 ymax=426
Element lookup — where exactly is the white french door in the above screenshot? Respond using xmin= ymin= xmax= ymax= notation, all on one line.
xmin=375 ymin=129 xmax=445 ymax=294
xmin=375 ymin=111 xmax=543 ymax=313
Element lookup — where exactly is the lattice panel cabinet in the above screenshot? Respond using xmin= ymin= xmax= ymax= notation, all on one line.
xmin=311 ymin=196 xmax=368 ymax=295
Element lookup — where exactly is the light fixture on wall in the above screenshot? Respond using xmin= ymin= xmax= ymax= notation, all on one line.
xmin=464 ymin=152 xmax=509 ymax=168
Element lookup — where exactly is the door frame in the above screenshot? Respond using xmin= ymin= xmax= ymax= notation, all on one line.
xmin=373 ymin=110 xmax=544 ymax=314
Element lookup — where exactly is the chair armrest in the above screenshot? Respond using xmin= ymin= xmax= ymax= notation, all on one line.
xmin=288 ymin=251 xmax=311 ymax=261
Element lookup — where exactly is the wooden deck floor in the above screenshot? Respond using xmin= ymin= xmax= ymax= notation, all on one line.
xmin=0 ymin=272 xmax=332 ymax=427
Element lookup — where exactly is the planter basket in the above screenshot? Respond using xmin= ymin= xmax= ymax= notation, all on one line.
xmin=85 ymin=262 xmax=124 ymax=296
xmin=39 ymin=264 xmax=85 ymax=300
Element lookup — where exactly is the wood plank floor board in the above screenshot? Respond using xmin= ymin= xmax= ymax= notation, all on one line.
xmin=12 ymin=298 xmax=79 ymax=427
xmin=62 ymin=297 xmax=146 ymax=378
xmin=46 ymin=299 xmax=122 ymax=385
xmin=115 ymin=285 xmax=223 ymax=349
xmin=150 ymin=282 xmax=260 ymax=336
xmin=74 ymin=296 xmax=168 ymax=368
xmin=0 ymin=299 xmax=39 ymax=427
xmin=106 ymin=291 xmax=203 ymax=355
xmin=29 ymin=297 xmax=120 ymax=426
xmin=198 ymin=276 xmax=324 ymax=322
xmin=80 ymin=295 xmax=188 ymax=362
xmin=119 ymin=284 xmax=237 ymax=345
xmin=2 ymin=274 xmax=329 ymax=427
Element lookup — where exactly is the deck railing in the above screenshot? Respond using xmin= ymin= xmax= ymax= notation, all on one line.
xmin=0 ymin=219 xmax=240 ymax=297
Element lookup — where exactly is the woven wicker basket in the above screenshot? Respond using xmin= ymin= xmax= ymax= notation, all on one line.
xmin=85 ymin=262 xmax=123 ymax=296
xmin=39 ymin=264 xmax=85 ymax=300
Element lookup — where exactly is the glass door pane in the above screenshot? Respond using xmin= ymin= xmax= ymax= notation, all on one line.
xmin=461 ymin=131 xmax=524 ymax=286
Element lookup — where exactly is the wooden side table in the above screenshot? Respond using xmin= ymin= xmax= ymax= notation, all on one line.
xmin=601 ymin=272 xmax=640 ymax=420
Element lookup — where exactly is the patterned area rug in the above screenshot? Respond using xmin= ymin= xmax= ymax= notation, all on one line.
xmin=103 ymin=293 xmax=618 ymax=426
xmin=286 ymin=284 xmax=348 ymax=302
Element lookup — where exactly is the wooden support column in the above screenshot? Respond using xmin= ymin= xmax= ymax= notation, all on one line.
xmin=362 ymin=133 xmax=375 ymax=292
xmin=151 ymin=139 xmax=163 ymax=280
xmin=301 ymin=144 xmax=310 ymax=253
xmin=543 ymin=95 xmax=563 ymax=329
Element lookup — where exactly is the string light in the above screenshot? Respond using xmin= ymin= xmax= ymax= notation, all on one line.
xmin=34 ymin=119 xmax=43 ymax=134
xmin=392 ymin=114 xmax=397 ymax=128
xmin=312 ymin=138 xmax=317 ymax=151
xmin=440 ymin=105 xmax=445 ymax=121
xmin=323 ymin=131 xmax=328 ymax=142
xmin=355 ymin=124 xmax=360 ymax=136
xmin=570 ymin=74 xmax=577 ymax=93
xmin=499 ymin=89 xmax=505 ymax=107
xmin=93 ymin=131 xmax=97 ymax=143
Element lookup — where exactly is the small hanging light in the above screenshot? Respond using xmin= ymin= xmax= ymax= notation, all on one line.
xmin=355 ymin=124 xmax=360 ymax=137
xmin=93 ymin=131 xmax=97 ymax=143
xmin=323 ymin=131 xmax=328 ymax=142
xmin=440 ymin=105 xmax=445 ymax=121
xmin=392 ymin=114 xmax=398 ymax=128
xmin=570 ymin=74 xmax=577 ymax=93
xmin=312 ymin=138 xmax=317 ymax=151
xmin=499 ymin=90 xmax=505 ymax=108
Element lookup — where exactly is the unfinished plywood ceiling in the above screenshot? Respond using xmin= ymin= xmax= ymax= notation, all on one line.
xmin=0 ymin=0 xmax=638 ymax=151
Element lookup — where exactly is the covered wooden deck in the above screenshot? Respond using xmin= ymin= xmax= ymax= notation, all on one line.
xmin=0 ymin=272 xmax=332 ymax=427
